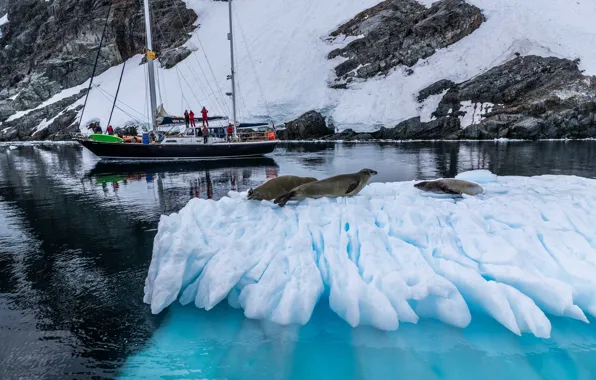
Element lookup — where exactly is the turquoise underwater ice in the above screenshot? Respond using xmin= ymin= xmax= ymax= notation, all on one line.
xmin=120 ymin=304 xmax=596 ymax=380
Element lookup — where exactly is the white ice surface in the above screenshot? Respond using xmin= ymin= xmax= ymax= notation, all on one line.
xmin=5 ymin=0 xmax=596 ymax=133
xmin=144 ymin=170 xmax=596 ymax=338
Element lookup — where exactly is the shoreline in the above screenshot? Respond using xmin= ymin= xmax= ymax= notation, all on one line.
xmin=3 ymin=137 xmax=596 ymax=146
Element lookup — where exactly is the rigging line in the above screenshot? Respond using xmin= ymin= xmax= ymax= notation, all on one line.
xmin=170 ymin=3 xmax=230 ymax=113
xmin=96 ymin=89 xmax=142 ymax=122
xmin=275 ymin=0 xmax=317 ymax=73
xmin=181 ymin=59 xmax=227 ymax=116
xmin=148 ymin=3 xmax=228 ymax=117
xmin=174 ymin=67 xmax=192 ymax=110
xmin=156 ymin=65 xmax=163 ymax=105
xmin=174 ymin=65 xmax=204 ymax=109
xmin=234 ymin=67 xmax=249 ymax=120
xmin=107 ymin=60 xmax=126 ymax=126
xmin=188 ymin=55 xmax=229 ymax=116
xmin=233 ymin=11 xmax=274 ymax=122
xmin=170 ymin=0 xmax=231 ymax=115
xmin=95 ymin=86 xmax=146 ymax=119
xmin=77 ymin=1 xmax=113 ymax=128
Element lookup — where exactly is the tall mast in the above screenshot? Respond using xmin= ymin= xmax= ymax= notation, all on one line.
xmin=227 ymin=0 xmax=238 ymax=137
xmin=143 ymin=0 xmax=158 ymax=134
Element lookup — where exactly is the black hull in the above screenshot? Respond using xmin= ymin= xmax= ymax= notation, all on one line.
xmin=77 ymin=139 xmax=278 ymax=161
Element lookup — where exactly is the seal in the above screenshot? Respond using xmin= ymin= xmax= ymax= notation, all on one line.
xmin=413 ymin=178 xmax=483 ymax=196
xmin=247 ymin=175 xmax=318 ymax=201
xmin=273 ymin=168 xmax=378 ymax=207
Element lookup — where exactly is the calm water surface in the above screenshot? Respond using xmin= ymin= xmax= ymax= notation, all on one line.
xmin=1 ymin=141 xmax=596 ymax=379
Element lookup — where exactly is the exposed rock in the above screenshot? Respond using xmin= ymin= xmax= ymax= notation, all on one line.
xmin=0 ymin=89 xmax=87 ymax=141
xmin=0 ymin=0 xmax=196 ymax=120
xmin=328 ymin=0 xmax=484 ymax=82
xmin=276 ymin=111 xmax=331 ymax=140
xmin=375 ymin=116 xmax=462 ymax=140
xmin=432 ymin=55 xmax=596 ymax=139
xmin=159 ymin=46 xmax=192 ymax=69
xmin=0 ymin=100 xmax=14 ymax=121
xmin=417 ymin=79 xmax=456 ymax=102
xmin=325 ymin=128 xmax=357 ymax=140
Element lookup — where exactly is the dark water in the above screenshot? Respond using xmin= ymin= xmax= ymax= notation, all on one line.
xmin=1 ymin=140 xmax=596 ymax=379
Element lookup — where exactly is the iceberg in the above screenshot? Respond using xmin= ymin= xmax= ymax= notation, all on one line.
xmin=144 ymin=170 xmax=596 ymax=338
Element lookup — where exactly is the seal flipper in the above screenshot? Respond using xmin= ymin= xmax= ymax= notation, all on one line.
xmin=274 ymin=190 xmax=295 ymax=207
xmin=344 ymin=180 xmax=360 ymax=195
xmin=436 ymin=182 xmax=461 ymax=195
xmin=247 ymin=188 xmax=255 ymax=200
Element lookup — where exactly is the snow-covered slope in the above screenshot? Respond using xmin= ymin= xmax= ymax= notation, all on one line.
xmin=144 ymin=170 xmax=596 ymax=338
xmin=0 ymin=12 xmax=7 ymax=38
xmin=12 ymin=0 xmax=596 ymax=134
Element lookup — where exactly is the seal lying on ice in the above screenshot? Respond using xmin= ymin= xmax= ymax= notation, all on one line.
xmin=274 ymin=169 xmax=377 ymax=207
xmin=414 ymin=178 xmax=484 ymax=196
xmin=247 ymin=175 xmax=318 ymax=201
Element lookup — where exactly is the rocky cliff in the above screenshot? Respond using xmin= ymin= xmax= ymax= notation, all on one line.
xmin=0 ymin=0 xmax=195 ymax=140
xmin=274 ymin=0 xmax=596 ymax=141
xmin=328 ymin=0 xmax=484 ymax=85
xmin=292 ymin=56 xmax=596 ymax=141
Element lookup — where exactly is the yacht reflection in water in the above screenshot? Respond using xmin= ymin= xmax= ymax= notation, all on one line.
xmin=85 ymin=157 xmax=280 ymax=204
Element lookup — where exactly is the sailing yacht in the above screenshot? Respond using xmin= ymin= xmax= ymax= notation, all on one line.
xmin=77 ymin=0 xmax=278 ymax=160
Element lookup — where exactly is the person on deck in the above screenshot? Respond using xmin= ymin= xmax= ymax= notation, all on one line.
xmin=94 ymin=123 xmax=102 ymax=134
xmin=202 ymin=126 xmax=209 ymax=144
xmin=189 ymin=110 xmax=196 ymax=128
xmin=201 ymin=106 xmax=209 ymax=127
xmin=107 ymin=125 xmax=114 ymax=135
xmin=226 ymin=123 xmax=233 ymax=141
xmin=184 ymin=110 xmax=190 ymax=128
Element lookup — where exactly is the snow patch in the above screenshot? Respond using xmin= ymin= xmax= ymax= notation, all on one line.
xmin=418 ymin=90 xmax=447 ymax=122
xmin=144 ymin=170 xmax=596 ymax=338
xmin=34 ymin=112 xmax=63 ymax=135
xmin=0 ymin=13 xmax=7 ymax=39
xmin=458 ymin=101 xmax=494 ymax=128
xmin=5 ymin=82 xmax=89 ymax=122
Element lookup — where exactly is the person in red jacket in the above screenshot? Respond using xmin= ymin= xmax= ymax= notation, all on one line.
xmin=106 ymin=125 xmax=114 ymax=135
xmin=189 ymin=110 xmax=196 ymax=128
xmin=201 ymin=106 xmax=209 ymax=127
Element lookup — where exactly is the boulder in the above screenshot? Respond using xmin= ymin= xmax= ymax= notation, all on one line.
xmin=159 ymin=46 xmax=192 ymax=69
xmin=276 ymin=111 xmax=331 ymax=140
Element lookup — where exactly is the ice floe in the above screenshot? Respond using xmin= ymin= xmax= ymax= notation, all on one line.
xmin=144 ymin=170 xmax=596 ymax=338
